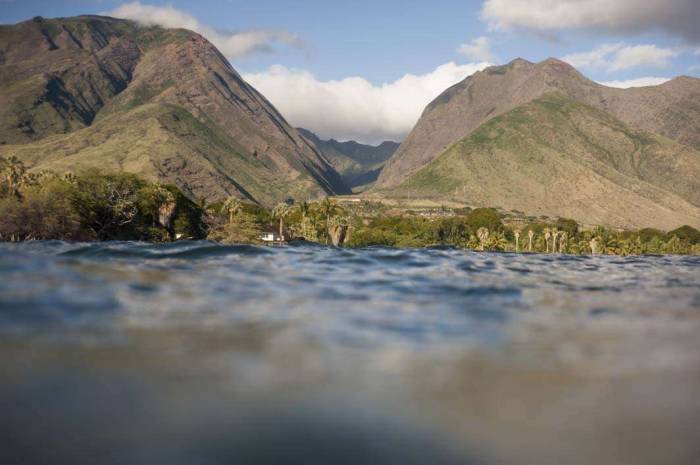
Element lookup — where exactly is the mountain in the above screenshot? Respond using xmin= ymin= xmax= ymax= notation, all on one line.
xmin=377 ymin=58 xmax=700 ymax=188
xmin=0 ymin=15 xmax=349 ymax=205
xmin=387 ymin=93 xmax=700 ymax=229
xmin=297 ymin=128 xmax=399 ymax=191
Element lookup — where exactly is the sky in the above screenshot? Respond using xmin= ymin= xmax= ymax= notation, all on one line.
xmin=1 ymin=0 xmax=699 ymax=143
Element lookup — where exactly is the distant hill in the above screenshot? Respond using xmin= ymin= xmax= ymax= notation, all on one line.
xmin=0 ymin=15 xmax=349 ymax=205
xmin=374 ymin=58 xmax=700 ymax=230
xmin=385 ymin=93 xmax=700 ymax=229
xmin=297 ymin=128 xmax=398 ymax=191
xmin=377 ymin=58 xmax=700 ymax=189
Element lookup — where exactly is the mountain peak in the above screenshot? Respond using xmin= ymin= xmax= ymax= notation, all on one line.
xmin=0 ymin=14 xmax=348 ymax=205
xmin=539 ymin=57 xmax=569 ymax=66
xmin=377 ymin=57 xmax=700 ymax=189
xmin=508 ymin=57 xmax=534 ymax=68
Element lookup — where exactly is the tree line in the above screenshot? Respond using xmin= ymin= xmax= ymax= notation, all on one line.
xmin=1 ymin=156 xmax=698 ymax=255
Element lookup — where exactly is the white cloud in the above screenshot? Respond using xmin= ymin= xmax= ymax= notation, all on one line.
xmin=563 ymin=43 xmax=679 ymax=72
xmin=598 ymin=77 xmax=671 ymax=88
xmin=481 ymin=0 xmax=700 ymax=43
xmin=243 ymin=62 xmax=491 ymax=144
xmin=106 ymin=2 xmax=302 ymax=58
xmin=563 ymin=43 xmax=625 ymax=69
xmin=610 ymin=45 xmax=680 ymax=71
xmin=457 ymin=36 xmax=495 ymax=62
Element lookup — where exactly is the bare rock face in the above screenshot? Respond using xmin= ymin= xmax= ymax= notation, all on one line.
xmin=377 ymin=58 xmax=700 ymax=188
xmin=0 ymin=16 xmax=348 ymax=205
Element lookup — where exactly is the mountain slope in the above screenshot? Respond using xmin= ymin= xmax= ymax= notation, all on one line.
xmin=387 ymin=93 xmax=700 ymax=230
xmin=377 ymin=58 xmax=700 ymax=188
xmin=0 ymin=15 xmax=349 ymax=205
xmin=297 ymin=128 xmax=399 ymax=191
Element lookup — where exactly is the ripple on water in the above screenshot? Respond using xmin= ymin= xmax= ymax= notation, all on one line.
xmin=0 ymin=242 xmax=698 ymax=346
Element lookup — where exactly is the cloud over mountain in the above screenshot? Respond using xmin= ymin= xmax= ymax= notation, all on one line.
xmin=598 ymin=77 xmax=672 ymax=88
xmin=481 ymin=0 xmax=700 ymax=43
xmin=563 ymin=43 xmax=680 ymax=72
xmin=458 ymin=36 xmax=495 ymax=62
xmin=106 ymin=2 xmax=302 ymax=58
xmin=243 ymin=62 xmax=491 ymax=144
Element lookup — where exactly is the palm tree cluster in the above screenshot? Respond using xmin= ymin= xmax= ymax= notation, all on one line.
xmin=211 ymin=197 xmax=349 ymax=245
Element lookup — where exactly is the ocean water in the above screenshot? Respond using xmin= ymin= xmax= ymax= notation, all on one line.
xmin=1 ymin=241 xmax=699 ymax=465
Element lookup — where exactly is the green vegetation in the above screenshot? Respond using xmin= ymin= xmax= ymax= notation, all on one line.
xmin=1 ymin=156 xmax=698 ymax=255
xmin=205 ymin=198 xmax=700 ymax=255
xmin=386 ymin=93 xmax=700 ymax=232
xmin=0 ymin=157 xmax=206 ymax=241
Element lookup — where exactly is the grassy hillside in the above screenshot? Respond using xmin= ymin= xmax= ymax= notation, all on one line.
xmin=377 ymin=58 xmax=700 ymax=189
xmin=383 ymin=93 xmax=700 ymax=230
xmin=0 ymin=103 xmax=329 ymax=205
xmin=0 ymin=16 xmax=348 ymax=206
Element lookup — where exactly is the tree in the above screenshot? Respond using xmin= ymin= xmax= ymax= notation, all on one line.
xmin=317 ymin=198 xmax=343 ymax=244
xmin=221 ymin=197 xmax=243 ymax=225
xmin=486 ymin=231 xmax=509 ymax=252
xmin=272 ymin=203 xmax=291 ymax=238
xmin=466 ymin=208 xmax=503 ymax=232
xmin=1 ymin=156 xmax=27 ymax=198
xmin=140 ymin=184 xmax=177 ymax=229
xmin=70 ymin=171 xmax=145 ymax=240
xmin=556 ymin=218 xmax=579 ymax=236
xmin=0 ymin=183 xmax=88 ymax=241
xmin=476 ymin=227 xmax=489 ymax=251
xmin=297 ymin=200 xmax=310 ymax=219
xmin=668 ymin=225 xmax=700 ymax=244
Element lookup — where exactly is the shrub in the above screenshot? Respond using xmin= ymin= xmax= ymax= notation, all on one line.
xmin=0 ymin=189 xmax=89 ymax=241
xmin=466 ymin=208 xmax=503 ymax=232
xmin=668 ymin=225 xmax=700 ymax=244
xmin=556 ymin=217 xmax=579 ymax=236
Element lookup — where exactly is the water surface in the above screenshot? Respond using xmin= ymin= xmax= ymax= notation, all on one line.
xmin=1 ymin=242 xmax=699 ymax=465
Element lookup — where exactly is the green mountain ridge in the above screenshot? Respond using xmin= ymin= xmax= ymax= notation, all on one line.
xmin=297 ymin=128 xmax=399 ymax=191
xmin=377 ymin=58 xmax=700 ymax=189
xmin=384 ymin=93 xmax=700 ymax=230
xmin=0 ymin=15 xmax=349 ymax=206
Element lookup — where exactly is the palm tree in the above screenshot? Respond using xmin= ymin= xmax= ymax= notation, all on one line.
xmin=295 ymin=200 xmax=318 ymax=241
xmin=221 ymin=197 xmax=243 ymax=225
xmin=514 ymin=229 xmax=521 ymax=252
xmin=318 ymin=198 xmax=342 ymax=244
xmin=476 ymin=227 xmax=489 ymax=251
xmin=1 ymin=156 xmax=26 ymax=197
xmin=466 ymin=234 xmax=481 ymax=250
xmin=528 ymin=230 xmax=534 ymax=252
xmin=489 ymin=231 xmax=509 ymax=252
xmin=328 ymin=215 xmax=351 ymax=246
xmin=297 ymin=200 xmax=310 ymax=219
xmin=272 ymin=203 xmax=291 ymax=238
xmin=543 ymin=228 xmax=552 ymax=253
xmin=149 ymin=185 xmax=177 ymax=228
xmin=558 ymin=231 xmax=568 ymax=253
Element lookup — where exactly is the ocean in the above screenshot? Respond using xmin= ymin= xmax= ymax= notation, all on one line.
xmin=1 ymin=241 xmax=699 ymax=465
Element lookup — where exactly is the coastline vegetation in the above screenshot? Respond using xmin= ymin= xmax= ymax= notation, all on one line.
xmin=0 ymin=157 xmax=206 ymax=241
xmin=1 ymin=157 xmax=698 ymax=255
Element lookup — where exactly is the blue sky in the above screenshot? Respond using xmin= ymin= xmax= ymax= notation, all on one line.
xmin=2 ymin=1 xmax=699 ymax=142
